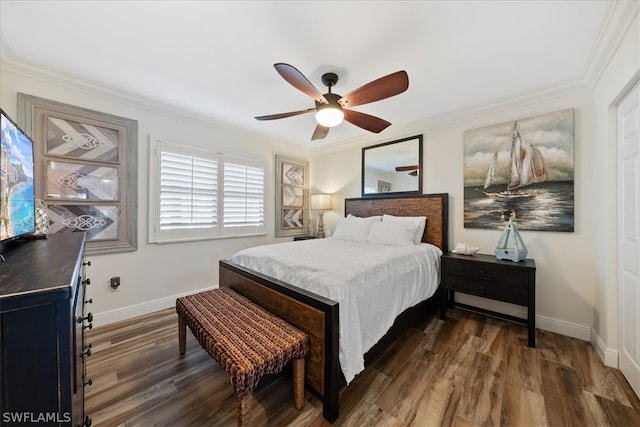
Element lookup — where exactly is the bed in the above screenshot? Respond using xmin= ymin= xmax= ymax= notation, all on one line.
xmin=219 ymin=193 xmax=449 ymax=422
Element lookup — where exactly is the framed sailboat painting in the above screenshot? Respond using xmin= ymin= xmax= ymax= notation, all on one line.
xmin=463 ymin=108 xmax=574 ymax=232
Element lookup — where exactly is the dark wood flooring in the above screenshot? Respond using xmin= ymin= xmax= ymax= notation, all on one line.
xmin=85 ymin=307 xmax=640 ymax=426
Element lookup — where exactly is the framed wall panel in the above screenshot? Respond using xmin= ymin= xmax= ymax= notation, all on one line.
xmin=18 ymin=93 xmax=138 ymax=254
xmin=275 ymin=154 xmax=308 ymax=237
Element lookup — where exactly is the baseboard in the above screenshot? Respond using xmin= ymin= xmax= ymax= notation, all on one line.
xmin=536 ymin=314 xmax=591 ymax=341
xmin=590 ymin=328 xmax=619 ymax=368
xmin=92 ymin=286 xmax=215 ymax=327
xmin=454 ymin=294 xmax=591 ymax=341
xmin=95 ymin=288 xmax=611 ymax=364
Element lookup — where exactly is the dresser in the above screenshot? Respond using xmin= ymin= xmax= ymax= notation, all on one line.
xmin=440 ymin=252 xmax=536 ymax=347
xmin=0 ymin=233 xmax=93 ymax=426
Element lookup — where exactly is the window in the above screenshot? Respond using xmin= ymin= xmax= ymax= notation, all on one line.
xmin=150 ymin=138 xmax=266 ymax=243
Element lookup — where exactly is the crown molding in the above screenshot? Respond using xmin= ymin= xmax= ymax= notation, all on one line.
xmin=2 ymin=1 xmax=636 ymax=157
xmin=311 ymin=1 xmax=640 ymax=154
xmin=310 ymin=75 xmax=592 ymax=156
xmin=581 ymin=0 xmax=640 ymax=87
xmin=0 ymin=48 xmax=307 ymax=155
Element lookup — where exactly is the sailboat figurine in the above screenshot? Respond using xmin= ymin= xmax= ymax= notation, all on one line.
xmin=483 ymin=121 xmax=547 ymax=200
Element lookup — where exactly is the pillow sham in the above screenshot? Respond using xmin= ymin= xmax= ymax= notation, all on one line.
xmin=347 ymin=213 xmax=382 ymax=221
xmin=332 ymin=214 xmax=381 ymax=243
xmin=382 ymin=214 xmax=427 ymax=245
xmin=365 ymin=220 xmax=417 ymax=246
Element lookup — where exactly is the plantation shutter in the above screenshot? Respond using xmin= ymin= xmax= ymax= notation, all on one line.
xmin=150 ymin=138 xmax=267 ymax=243
xmin=222 ymin=156 xmax=266 ymax=235
xmin=160 ymin=151 xmax=217 ymax=229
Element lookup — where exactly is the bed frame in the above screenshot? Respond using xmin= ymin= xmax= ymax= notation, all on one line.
xmin=219 ymin=193 xmax=449 ymax=422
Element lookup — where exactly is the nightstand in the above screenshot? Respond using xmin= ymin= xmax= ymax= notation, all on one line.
xmin=440 ymin=252 xmax=537 ymax=347
xmin=293 ymin=235 xmax=317 ymax=241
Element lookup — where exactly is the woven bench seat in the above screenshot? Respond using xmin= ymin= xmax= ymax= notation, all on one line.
xmin=176 ymin=287 xmax=308 ymax=426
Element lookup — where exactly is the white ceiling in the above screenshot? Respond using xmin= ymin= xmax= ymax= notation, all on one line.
xmin=0 ymin=1 xmax=620 ymax=148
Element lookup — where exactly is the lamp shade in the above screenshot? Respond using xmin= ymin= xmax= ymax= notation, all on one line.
xmin=310 ymin=194 xmax=332 ymax=210
xmin=315 ymin=106 xmax=344 ymax=127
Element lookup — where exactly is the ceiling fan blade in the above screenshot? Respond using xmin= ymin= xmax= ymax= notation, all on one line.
xmin=344 ymin=109 xmax=391 ymax=133
xmin=274 ymin=63 xmax=327 ymax=104
xmin=395 ymin=165 xmax=419 ymax=172
xmin=311 ymin=124 xmax=330 ymax=140
xmin=339 ymin=71 xmax=409 ymax=108
xmin=255 ymin=108 xmax=315 ymax=121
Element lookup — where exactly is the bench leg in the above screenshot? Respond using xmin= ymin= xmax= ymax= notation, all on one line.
xmin=237 ymin=393 xmax=252 ymax=427
xmin=292 ymin=358 xmax=305 ymax=410
xmin=178 ymin=313 xmax=186 ymax=355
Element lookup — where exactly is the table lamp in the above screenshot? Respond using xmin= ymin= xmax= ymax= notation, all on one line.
xmin=310 ymin=194 xmax=332 ymax=238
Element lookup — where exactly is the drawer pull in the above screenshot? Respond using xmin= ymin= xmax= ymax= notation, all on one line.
xmin=81 ymin=344 xmax=92 ymax=357
xmin=83 ymin=261 xmax=91 ymax=267
xmin=83 ymin=278 xmax=91 ymax=286
xmin=78 ymin=312 xmax=93 ymax=323
xmin=479 ymin=269 xmax=485 ymax=276
xmin=85 ymin=298 xmax=93 ymax=304
xmin=84 ymin=323 xmax=93 ymax=330
xmin=84 ymin=378 xmax=93 ymax=387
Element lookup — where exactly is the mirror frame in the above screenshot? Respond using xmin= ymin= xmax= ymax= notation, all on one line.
xmin=361 ymin=134 xmax=423 ymax=197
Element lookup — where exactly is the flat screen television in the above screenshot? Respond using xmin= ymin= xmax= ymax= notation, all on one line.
xmin=1 ymin=108 xmax=36 ymax=244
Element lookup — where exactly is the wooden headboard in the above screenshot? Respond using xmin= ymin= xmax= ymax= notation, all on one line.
xmin=344 ymin=193 xmax=449 ymax=252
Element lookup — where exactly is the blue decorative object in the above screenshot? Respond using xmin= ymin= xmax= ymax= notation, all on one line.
xmin=495 ymin=216 xmax=528 ymax=262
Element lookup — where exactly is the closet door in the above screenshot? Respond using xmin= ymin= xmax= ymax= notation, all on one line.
xmin=618 ymin=82 xmax=640 ymax=399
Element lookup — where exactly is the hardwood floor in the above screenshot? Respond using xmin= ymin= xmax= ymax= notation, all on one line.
xmin=85 ymin=307 xmax=640 ymax=426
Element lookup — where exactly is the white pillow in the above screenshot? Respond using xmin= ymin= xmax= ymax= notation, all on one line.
xmin=332 ymin=215 xmax=381 ymax=243
xmin=382 ymin=214 xmax=427 ymax=245
xmin=347 ymin=213 xmax=382 ymax=221
xmin=365 ymin=220 xmax=416 ymax=246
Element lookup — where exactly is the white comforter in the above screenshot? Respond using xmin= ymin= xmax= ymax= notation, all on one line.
xmin=228 ymin=238 xmax=442 ymax=384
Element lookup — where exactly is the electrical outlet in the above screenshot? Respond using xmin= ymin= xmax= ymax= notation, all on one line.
xmin=110 ymin=276 xmax=121 ymax=289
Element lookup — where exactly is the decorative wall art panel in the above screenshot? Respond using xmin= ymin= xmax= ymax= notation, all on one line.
xmin=18 ymin=93 xmax=138 ymax=253
xmin=282 ymin=186 xmax=304 ymax=207
xmin=46 ymin=117 xmax=120 ymax=163
xmin=47 ymin=204 xmax=120 ymax=241
xmin=46 ymin=160 xmax=119 ymax=201
xmin=282 ymin=162 xmax=305 ymax=186
xmin=275 ymin=154 xmax=308 ymax=237
xmin=463 ymin=108 xmax=574 ymax=232
xmin=377 ymin=180 xmax=392 ymax=193
xmin=281 ymin=208 xmax=304 ymax=229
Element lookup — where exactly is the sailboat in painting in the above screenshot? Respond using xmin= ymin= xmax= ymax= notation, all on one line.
xmin=482 ymin=121 xmax=547 ymax=200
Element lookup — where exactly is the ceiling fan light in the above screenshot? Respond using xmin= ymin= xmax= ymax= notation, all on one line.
xmin=315 ymin=106 xmax=344 ymax=127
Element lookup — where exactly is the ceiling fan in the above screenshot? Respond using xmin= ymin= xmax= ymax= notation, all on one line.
xmin=255 ymin=63 xmax=409 ymax=140
xmin=395 ymin=165 xmax=419 ymax=176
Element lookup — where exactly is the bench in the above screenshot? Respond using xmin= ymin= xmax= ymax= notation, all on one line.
xmin=176 ymin=288 xmax=309 ymax=427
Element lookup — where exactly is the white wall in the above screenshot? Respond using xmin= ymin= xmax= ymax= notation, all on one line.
xmin=0 ymin=66 xmax=312 ymax=326
xmin=312 ymin=91 xmax=598 ymax=340
xmin=592 ymin=12 xmax=639 ymax=363
xmin=2 ymin=8 xmax=637 ymax=357
xmin=310 ymin=12 xmax=640 ymax=359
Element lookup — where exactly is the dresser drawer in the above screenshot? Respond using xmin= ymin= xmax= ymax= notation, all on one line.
xmin=445 ymin=275 xmax=528 ymax=306
xmin=444 ymin=258 xmax=530 ymax=289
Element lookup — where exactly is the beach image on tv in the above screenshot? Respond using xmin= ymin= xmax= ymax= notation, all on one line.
xmin=1 ymin=113 xmax=36 ymax=241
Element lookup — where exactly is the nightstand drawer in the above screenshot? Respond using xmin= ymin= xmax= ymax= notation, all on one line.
xmin=445 ymin=259 xmax=530 ymax=289
xmin=445 ymin=276 xmax=528 ymax=306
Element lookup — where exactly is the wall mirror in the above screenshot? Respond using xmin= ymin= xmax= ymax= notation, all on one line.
xmin=362 ymin=134 xmax=423 ymax=197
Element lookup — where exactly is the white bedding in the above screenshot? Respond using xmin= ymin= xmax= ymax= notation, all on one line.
xmin=228 ymin=238 xmax=442 ymax=384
